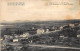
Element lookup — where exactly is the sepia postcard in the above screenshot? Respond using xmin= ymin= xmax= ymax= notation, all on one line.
xmin=0 ymin=0 xmax=80 ymax=51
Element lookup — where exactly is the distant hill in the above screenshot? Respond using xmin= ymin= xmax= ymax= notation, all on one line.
xmin=1 ymin=19 xmax=80 ymax=25
xmin=1 ymin=19 xmax=80 ymax=36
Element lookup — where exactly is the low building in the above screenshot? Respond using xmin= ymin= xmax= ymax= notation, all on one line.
xmin=78 ymin=24 xmax=80 ymax=26
xmin=46 ymin=29 xmax=49 ymax=33
xmin=20 ymin=33 xmax=29 ymax=38
xmin=69 ymin=24 xmax=74 ymax=28
xmin=60 ymin=35 xmax=64 ymax=38
xmin=77 ymin=35 xmax=80 ymax=38
xmin=60 ymin=26 xmax=63 ymax=30
xmin=0 ymin=38 xmax=3 ymax=41
xmin=4 ymin=35 xmax=13 ymax=40
xmin=37 ymin=28 xmax=45 ymax=34
xmin=13 ymin=39 xmax=18 ymax=42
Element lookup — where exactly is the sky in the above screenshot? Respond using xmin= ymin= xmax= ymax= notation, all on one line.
xmin=0 ymin=0 xmax=80 ymax=22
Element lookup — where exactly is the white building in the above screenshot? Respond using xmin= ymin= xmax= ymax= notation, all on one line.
xmin=60 ymin=26 xmax=63 ymax=30
xmin=13 ymin=39 xmax=18 ymax=42
xmin=60 ymin=35 xmax=64 ymax=38
xmin=4 ymin=35 xmax=13 ymax=40
xmin=46 ymin=29 xmax=49 ymax=33
xmin=69 ymin=24 xmax=74 ymax=28
xmin=78 ymin=24 xmax=80 ymax=27
xmin=20 ymin=33 xmax=29 ymax=37
xmin=77 ymin=35 xmax=80 ymax=38
xmin=32 ymin=27 xmax=35 ymax=29
xmin=37 ymin=28 xmax=45 ymax=34
xmin=0 ymin=38 xmax=3 ymax=41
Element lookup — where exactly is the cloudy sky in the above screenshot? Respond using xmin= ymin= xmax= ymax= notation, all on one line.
xmin=0 ymin=0 xmax=80 ymax=22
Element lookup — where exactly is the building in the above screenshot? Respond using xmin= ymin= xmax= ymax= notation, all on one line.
xmin=77 ymin=35 xmax=80 ymax=38
xmin=46 ymin=29 xmax=49 ymax=33
xmin=32 ymin=27 xmax=35 ymax=29
xmin=60 ymin=26 xmax=63 ymax=30
xmin=0 ymin=38 xmax=3 ymax=41
xmin=4 ymin=35 xmax=13 ymax=40
xmin=60 ymin=35 xmax=64 ymax=38
xmin=37 ymin=28 xmax=45 ymax=34
xmin=13 ymin=39 xmax=18 ymax=42
xmin=20 ymin=33 xmax=29 ymax=38
xmin=69 ymin=24 xmax=74 ymax=28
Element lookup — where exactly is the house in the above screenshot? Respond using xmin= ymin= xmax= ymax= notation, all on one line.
xmin=37 ymin=28 xmax=45 ymax=34
xmin=77 ymin=35 xmax=80 ymax=38
xmin=32 ymin=27 xmax=35 ymax=29
xmin=69 ymin=24 xmax=74 ymax=28
xmin=20 ymin=33 xmax=29 ymax=38
xmin=4 ymin=35 xmax=13 ymax=40
xmin=13 ymin=39 xmax=18 ymax=42
xmin=60 ymin=35 xmax=64 ymax=38
xmin=60 ymin=26 xmax=63 ymax=30
xmin=0 ymin=38 xmax=3 ymax=41
xmin=46 ymin=29 xmax=49 ymax=33
xmin=78 ymin=24 xmax=80 ymax=26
